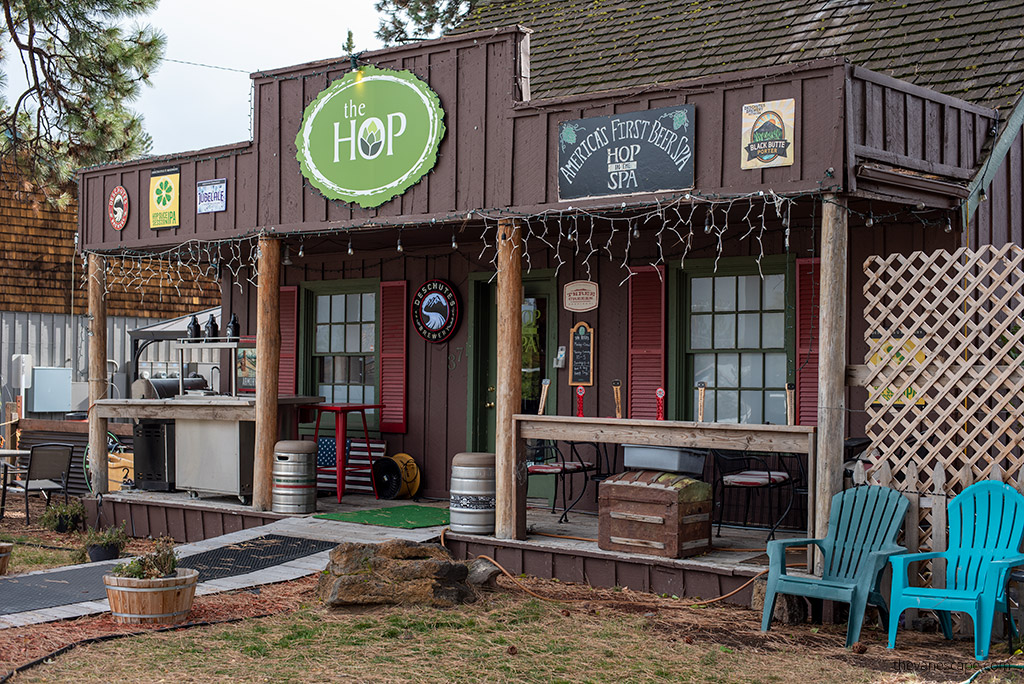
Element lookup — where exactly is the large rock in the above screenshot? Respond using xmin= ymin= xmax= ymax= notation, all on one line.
xmin=316 ymin=539 xmax=475 ymax=608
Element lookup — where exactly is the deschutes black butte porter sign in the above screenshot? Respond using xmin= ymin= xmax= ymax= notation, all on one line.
xmin=296 ymin=66 xmax=446 ymax=208
xmin=557 ymin=105 xmax=695 ymax=201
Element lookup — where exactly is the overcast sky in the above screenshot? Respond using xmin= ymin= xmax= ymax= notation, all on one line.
xmin=132 ymin=0 xmax=384 ymax=155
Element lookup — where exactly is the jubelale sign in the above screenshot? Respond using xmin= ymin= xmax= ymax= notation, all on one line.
xmin=296 ymin=66 xmax=446 ymax=208
xmin=557 ymin=105 xmax=695 ymax=201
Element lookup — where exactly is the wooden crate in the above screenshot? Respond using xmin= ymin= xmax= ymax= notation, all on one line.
xmin=598 ymin=470 xmax=712 ymax=558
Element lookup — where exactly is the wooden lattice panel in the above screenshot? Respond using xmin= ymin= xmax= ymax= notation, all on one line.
xmin=864 ymin=245 xmax=1024 ymax=504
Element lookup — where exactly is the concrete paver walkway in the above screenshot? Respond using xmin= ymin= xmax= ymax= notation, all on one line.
xmin=0 ymin=516 xmax=445 ymax=630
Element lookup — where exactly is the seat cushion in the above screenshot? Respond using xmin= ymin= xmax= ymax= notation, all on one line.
xmin=723 ymin=470 xmax=789 ymax=486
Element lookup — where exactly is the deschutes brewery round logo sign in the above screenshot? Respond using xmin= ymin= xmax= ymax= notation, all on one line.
xmin=296 ymin=65 xmax=446 ymax=208
xmin=107 ymin=186 xmax=129 ymax=231
xmin=412 ymin=280 xmax=459 ymax=343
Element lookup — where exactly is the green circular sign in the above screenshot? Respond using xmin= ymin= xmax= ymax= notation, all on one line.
xmin=296 ymin=66 xmax=446 ymax=208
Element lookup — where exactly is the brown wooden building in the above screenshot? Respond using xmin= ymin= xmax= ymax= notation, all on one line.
xmin=76 ymin=1 xmax=1024 ymax=550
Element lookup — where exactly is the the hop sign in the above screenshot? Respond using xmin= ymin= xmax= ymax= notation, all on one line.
xmin=296 ymin=66 xmax=446 ymax=208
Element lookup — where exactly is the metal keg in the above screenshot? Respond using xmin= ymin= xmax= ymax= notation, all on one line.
xmin=449 ymin=452 xmax=496 ymax=534
xmin=272 ymin=440 xmax=317 ymax=514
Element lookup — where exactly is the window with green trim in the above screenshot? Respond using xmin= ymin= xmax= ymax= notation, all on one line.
xmin=686 ymin=270 xmax=790 ymax=424
xmin=313 ymin=288 xmax=378 ymax=424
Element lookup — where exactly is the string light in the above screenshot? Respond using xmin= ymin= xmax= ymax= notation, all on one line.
xmin=84 ymin=178 xmax=964 ymax=301
xmin=297 ymin=240 xmax=304 ymax=258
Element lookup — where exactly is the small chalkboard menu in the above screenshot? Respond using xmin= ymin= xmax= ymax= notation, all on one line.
xmin=569 ymin=321 xmax=594 ymax=386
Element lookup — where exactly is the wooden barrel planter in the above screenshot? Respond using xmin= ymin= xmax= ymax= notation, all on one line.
xmin=103 ymin=568 xmax=198 ymax=624
xmin=0 ymin=542 xmax=11 ymax=575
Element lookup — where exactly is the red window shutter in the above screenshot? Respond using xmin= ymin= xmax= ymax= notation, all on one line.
xmin=379 ymin=280 xmax=407 ymax=433
xmin=278 ymin=286 xmax=298 ymax=395
xmin=628 ymin=266 xmax=665 ymax=419
xmin=795 ymin=258 xmax=821 ymax=426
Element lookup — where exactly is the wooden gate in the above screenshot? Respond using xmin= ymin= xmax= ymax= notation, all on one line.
xmin=863 ymin=244 xmax=1024 ymax=567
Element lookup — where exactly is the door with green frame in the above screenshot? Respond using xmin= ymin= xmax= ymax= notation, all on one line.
xmin=468 ymin=273 xmax=559 ymax=452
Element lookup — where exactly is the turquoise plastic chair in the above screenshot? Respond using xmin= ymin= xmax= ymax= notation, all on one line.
xmin=887 ymin=480 xmax=1024 ymax=661
xmin=762 ymin=485 xmax=908 ymax=647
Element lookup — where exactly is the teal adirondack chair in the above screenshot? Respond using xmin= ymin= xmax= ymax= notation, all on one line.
xmin=762 ymin=485 xmax=908 ymax=647
xmin=887 ymin=480 xmax=1024 ymax=661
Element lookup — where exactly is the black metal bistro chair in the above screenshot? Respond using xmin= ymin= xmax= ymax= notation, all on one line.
xmin=711 ymin=449 xmax=795 ymax=541
xmin=526 ymin=440 xmax=597 ymax=522
xmin=2 ymin=443 xmax=74 ymax=526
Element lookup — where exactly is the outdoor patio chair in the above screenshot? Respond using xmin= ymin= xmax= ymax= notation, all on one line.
xmin=3 ymin=443 xmax=74 ymax=526
xmin=526 ymin=439 xmax=596 ymax=523
xmin=761 ymin=485 xmax=908 ymax=647
xmin=887 ymin=480 xmax=1024 ymax=661
xmin=712 ymin=449 xmax=795 ymax=541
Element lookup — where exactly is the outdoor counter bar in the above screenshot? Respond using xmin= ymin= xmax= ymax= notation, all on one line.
xmin=510 ymin=416 xmax=818 ymax=559
xmin=94 ymin=396 xmax=321 ymax=501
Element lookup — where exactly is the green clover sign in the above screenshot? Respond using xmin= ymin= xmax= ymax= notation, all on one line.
xmin=155 ymin=179 xmax=174 ymax=207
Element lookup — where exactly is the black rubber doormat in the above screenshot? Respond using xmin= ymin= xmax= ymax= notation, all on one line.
xmin=0 ymin=534 xmax=335 ymax=617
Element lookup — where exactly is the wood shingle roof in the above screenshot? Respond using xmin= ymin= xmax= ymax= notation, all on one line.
xmin=455 ymin=0 xmax=1024 ymax=112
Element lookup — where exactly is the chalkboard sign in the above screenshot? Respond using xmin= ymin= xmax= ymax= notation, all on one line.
xmin=569 ymin=322 xmax=594 ymax=386
xmin=557 ymin=104 xmax=695 ymax=201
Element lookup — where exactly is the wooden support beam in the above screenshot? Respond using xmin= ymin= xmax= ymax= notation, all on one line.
xmin=88 ymin=254 xmax=109 ymax=494
xmin=495 ymin=218 xmax=525 ymax=540
xmin=815 ymin=193 xmax=848 ymax=544
xmin=253 ymin=236 xmax=281 ymax=511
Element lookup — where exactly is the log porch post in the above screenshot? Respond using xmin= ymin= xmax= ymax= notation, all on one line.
xmin=495 ymin=218 xmax=526 ymax=540
xmin=87 ymin=254 xmax=109 ymax=494
xmin=815 ymin=194 xmax=848 ymax=544
xmin=253 ymin=236 xmax=281 ymax=511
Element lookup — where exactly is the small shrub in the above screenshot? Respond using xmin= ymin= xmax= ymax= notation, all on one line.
xmin=38 ymin=500 xmax=85 ymax=533
xmin=112 ymin=536 xmax=178 ymax=579
xmin=82 ymin=522 xmax=129 ymax=551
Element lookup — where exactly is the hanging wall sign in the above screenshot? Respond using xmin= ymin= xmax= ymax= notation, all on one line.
xmin=563 ymin=280 xmax=599 ymax=312
xmin=569 ymin=321 xmax=594 ymax=386
xmin=296 ymin=65 xmax=446 ymax=209
xmin=149 ymin=166 xmax=180 ymax=230
xmin=107 ymin=186 xmax=129 ymax=231
xmin=741 ymin=99 xmax=796 ymax=170
xmin=197 ymin=178 xmax=227 ymax=214
xmin=412 ymin=279 xmax=460 ymax=343
xmin=557 ymin=104 xmax=695 ymax=201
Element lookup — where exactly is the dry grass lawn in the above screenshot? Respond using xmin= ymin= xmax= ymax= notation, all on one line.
xmin=5 ymin=575 xmax=1024 ymax=683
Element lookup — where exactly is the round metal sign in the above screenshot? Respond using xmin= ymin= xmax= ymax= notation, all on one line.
xmin=107 ymin=186 xmax=129 ymax=231
xmin=411 ymin=279 xmax=460 ymax=343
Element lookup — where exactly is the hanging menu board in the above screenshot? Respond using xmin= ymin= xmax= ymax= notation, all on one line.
xmin=569 ymin=322 xmax=594 ymax=386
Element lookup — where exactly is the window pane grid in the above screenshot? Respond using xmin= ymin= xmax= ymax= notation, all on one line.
xmin=313 ymin=289 xmax=379 ymax=420
xmin=687 ymin=271 xmax=789 ymax=425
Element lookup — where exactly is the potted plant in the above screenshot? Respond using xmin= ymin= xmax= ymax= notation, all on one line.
xmin=82 ymin=523 xmax=129 ymax=562
xmin=103 ymin=536 xmax=198 ymax=624
xmin=0 ymin=540 xmax=12 ymax=575
xmin=38 ymin=500 xmax=85 ymax=533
